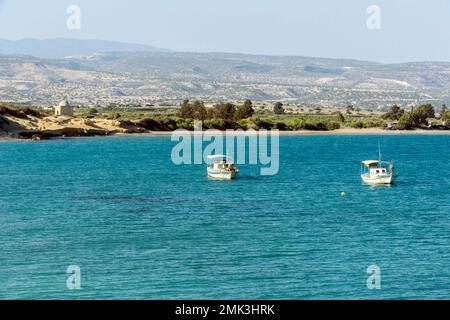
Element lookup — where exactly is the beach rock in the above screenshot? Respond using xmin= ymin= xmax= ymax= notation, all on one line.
xmin=31 ymin=134 xmax=42 ymax=141
xmin=84 ymin=119 xmax=94 ymax=126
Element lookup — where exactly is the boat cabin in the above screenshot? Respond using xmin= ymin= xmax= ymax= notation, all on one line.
xmin=369 ymin=167 xmax=387 ymax=175
xmin=212 ymin=160 xmax=226 ymax=170
xmin=361 ymin=160 xmax=393 ymax=177
xmin=210 ymin=159 xmax=235 ymax=171
xmin=206 ymin=155 xmax=239 ymax=180
xmin=360 ymin=144 xmax=396 ymax=185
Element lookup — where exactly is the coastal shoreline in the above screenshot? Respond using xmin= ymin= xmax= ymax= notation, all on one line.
xmin=2 ymin=128 xmax=450 ymax=141
xmin=115 ymin=128 xmax=450 ymax=136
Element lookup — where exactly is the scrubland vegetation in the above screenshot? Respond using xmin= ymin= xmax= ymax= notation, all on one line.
xmin=1 ymin=100 xmax=449 ymax=137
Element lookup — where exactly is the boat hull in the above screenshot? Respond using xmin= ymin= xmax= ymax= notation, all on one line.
xmin=207 ymin=169 xmax=238 ymax=180
xmin=361 ymin=174 xmax=394 ymax=185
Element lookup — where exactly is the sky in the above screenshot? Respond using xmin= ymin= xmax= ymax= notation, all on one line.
xmin=0 ymin=0 xmax=449 ymax=63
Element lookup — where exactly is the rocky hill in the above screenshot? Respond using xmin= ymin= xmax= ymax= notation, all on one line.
xmin=1 ymin=50 xmax=450 ymax=109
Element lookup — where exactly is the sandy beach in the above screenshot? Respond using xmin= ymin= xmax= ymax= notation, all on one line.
xmin=113 ymin=128 xmax=450 ymax=137
xmin=2 ymin=128 xmax=450 ymax=141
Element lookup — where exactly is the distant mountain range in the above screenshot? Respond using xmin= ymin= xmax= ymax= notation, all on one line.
xmin=0 ymin=38 xmax=449 ymax=108
xmin=0 ymin=38 xmax=171 ymax=59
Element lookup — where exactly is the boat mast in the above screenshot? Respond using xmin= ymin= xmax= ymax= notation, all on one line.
xmin=378 ymin=141 xmax=382 ymax=166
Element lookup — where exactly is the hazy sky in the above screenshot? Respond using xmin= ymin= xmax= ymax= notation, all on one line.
xmin=0 ymin=0 xmax=449 ymax=63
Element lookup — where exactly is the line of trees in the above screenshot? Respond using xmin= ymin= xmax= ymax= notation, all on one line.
xmin=441 ymin=104 xmax=450 ymax=121
xmin=178 ymin=99 xmax=255 ymax=120
xmin=382 ymin=104 xmax=450 ymax=129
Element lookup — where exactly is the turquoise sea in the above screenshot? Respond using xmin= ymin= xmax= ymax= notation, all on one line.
xmin=0 ymin=135 xmax=449 ymax=299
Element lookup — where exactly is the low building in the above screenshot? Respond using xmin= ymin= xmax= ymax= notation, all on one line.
xmin=54 ymin=97 xmax=74 ymax=117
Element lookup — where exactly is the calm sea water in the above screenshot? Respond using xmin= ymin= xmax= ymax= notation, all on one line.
xmin=0 ymin=135 xmax=449 ymax=299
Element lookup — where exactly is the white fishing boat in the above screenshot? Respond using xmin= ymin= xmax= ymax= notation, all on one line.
xmin=361 ymin=144 xmax=397 ymax=185
xmin=207 ymin=155 xmax=239 ymax=180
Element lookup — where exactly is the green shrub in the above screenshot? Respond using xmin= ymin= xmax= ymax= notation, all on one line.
xmin=160 ymin=118 xmax=178 ymax=130
xmin=119 ymin=119 xmax=135 ymax=127
xmin=441 ymin=111 xmax=450 ymax=121
xmin=397 ymin=108 xmax=429 ymax=129
xmin=107 ymin=113 xmax=121 ymax=120
xmin=89 ymin=108 xmax=99 ymax=115
xmin=349 ymin=121 xmax=364 ymax=129
xmin=288 ymin=118 xmax=305 ymax=130
xmin=214 ymin=103 xmax=237 ymax=120
xmin=326 ymin=121 xmax=341 ymax=130
xmin=237 ymin=118 xmax=252 ymax=130
xmin=303 ymin=121 xmax=327 ymax=130
xmin=336 ymin=112 xmax=345 ymax=122
xmin=136 ymin=118 xmax=163 ymax=130
xmin=251 ymin=117 xmax=274 ymax=129
xmin=274 ymin=122 xmax=287 ymax=130
xmin=382 ymin=105 xmax=404 ymax=121
xmin=0 ymin=105 xmax=43 ymax=119
xmin=236 ymin=99 xmax=255 ymax=120
xmin=273 ymin=102 xmax=284 ymax=115
xmin=203 ymin=118 xmax=226 ymax=130
xmin=176 ymin=118 xmax=194 ymax=130
xmin=364 ymin=119 xmax=387 ymax=128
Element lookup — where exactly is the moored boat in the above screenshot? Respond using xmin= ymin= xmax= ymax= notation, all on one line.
xmin=361 ymin=143 xmax=397 ymax=185
xmin=361 ymin=160 xmax=395 ymax=184
xmin=207 ymin=155 xmax=239 ymax=180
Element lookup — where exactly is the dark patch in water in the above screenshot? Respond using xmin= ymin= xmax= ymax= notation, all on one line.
xmin=72 ymin=195 xmax=180 ymax=203
xmin=236 ymin=175 xmax=272 ymax=181
xmin=124 ymin=208 xmax=153 ymax=213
